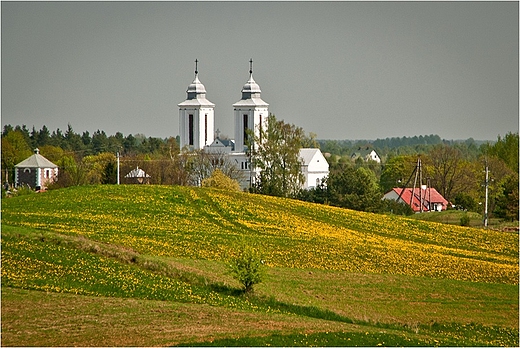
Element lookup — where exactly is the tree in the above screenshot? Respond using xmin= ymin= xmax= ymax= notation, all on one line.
xmin=249 ymin=114 xmax=304 ymax=198
xmin=425 ymin=144 xmax=473 ymax=203
xmin=379 ymin=155 xmax=417 ymax=193
xmin=327 ymin=164 xmax=381 ymax=212
xmin=483 ymin=132 xmax=519 ymax=172
xmin=1 ymin=130 xmax=33 ymax=183
xmin=229 ymin=244 xmax=265 ymax=294
xmin=494 ymin=173 xmax=519 ymax=221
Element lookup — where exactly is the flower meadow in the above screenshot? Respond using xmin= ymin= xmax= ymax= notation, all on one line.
xmin=1 ymin=228 xmax=269 ymax=312
xmin=2 ymin=185 xmax=518 ymax=285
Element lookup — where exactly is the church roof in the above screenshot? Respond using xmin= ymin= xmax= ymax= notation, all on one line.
xmin=233 ymin=60 xmax=269 ymax=107
xmin=178 ymin=62 xmax=215 ymax=107
xmin=15 ymin=149 xmax=58 ymax=168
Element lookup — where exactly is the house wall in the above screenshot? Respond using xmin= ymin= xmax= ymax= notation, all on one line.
xmin=15 ymin=168 xmax=36 ymax=188
xmin=39 ymin=168 xmax=58 ymax=189
xmin=15 ymin=167 xmax=57 ymax=189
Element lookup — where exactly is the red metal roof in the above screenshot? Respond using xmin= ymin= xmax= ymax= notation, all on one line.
xmin=392 ymin=187 xmax=449 ymax=212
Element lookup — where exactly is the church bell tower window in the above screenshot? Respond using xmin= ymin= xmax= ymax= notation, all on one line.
xmin=243 ymin=114 xmax=248 ymax=144
xmin=188 ymin=114 xmax=194 ymax=146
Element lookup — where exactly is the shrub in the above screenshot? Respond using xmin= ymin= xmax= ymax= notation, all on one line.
xmin=460 ymin=213 xmax=471 ymax=227
xmin=201 ymin=169 xmax=240 ymax=191
xmin=229 ymin=244 xmax=265 ymax=294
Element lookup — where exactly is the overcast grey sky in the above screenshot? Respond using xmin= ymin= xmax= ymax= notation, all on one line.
xmin=2 ymin=1 xmax=518 ymax=140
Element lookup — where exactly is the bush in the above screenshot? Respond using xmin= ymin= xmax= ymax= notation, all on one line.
xmin=460 ymin=213 xmax=471 ymax=226
xmin=201 ymin=169 xmax=240 ymax=191
xmin=229 ymin=244 xmax=265 ymax=294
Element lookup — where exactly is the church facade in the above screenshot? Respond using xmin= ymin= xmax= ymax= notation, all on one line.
xmin=178 ymin=60 xmax=328 ymax=190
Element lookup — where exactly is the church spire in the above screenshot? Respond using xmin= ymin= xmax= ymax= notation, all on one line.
xmin=195 ymin=58 xmax=199 ymax=76
xmin=249 ymin=58 xmax=253 ymax=75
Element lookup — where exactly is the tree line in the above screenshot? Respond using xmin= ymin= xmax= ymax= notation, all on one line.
xmin=303 ymin=132 xmax=518 ymax=221
xmin=2 ymin=122 xmax=518 ymax=222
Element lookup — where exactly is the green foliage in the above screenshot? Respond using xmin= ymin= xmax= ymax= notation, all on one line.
xmin=377 ymin=199 xmax=414 ymax=216
xmin=228 ymin=244 xmax=265 ymax=294
xmin=483 ymin=132 xmax=519 ymax=172
xmin=460 ymin=213 xmax=471 ymax=227
xmin=494 ymin=173 xmax=519 ymax=221
xmin=379 ymin=155 xmax=417 ymax=193
xmin=327 ymin=165 xmax=381 ymax=212
xmin=249 ymin=114 xmax=304 ymax=198
xmin=453 ymin=192 xmax=478 ymax=212
xmin=201 ymin=169 xmax=240 ymax=191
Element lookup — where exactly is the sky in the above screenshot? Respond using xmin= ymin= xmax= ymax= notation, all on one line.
xmin=1 ymin=1 xmax=518 ymax=141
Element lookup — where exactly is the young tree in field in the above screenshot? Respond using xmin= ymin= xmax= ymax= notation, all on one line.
xmin=229 ymin=244 xmax=265 ymax=294
xmin=249 ymin=114 xmax=304 ymax=198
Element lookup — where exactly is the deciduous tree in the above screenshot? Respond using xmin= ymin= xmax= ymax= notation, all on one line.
xmin=249 ymin=114 xmax=304 ymax=198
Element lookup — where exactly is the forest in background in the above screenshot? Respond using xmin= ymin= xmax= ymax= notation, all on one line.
xmin=2 ymin=123 xmax=518 ymax=222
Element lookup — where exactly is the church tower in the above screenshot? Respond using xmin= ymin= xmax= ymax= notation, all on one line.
xmin=178 ymin=60 xmax=215 ymax=150
xmin=233 ymin=59 xmax=269 ymax=153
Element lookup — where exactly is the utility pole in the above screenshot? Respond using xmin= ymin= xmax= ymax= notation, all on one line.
xmin=411 ymin=157 xmax=423 ymax=212
xmin=117 ymin=151 xmax=120 ymax=185
xmin=483 ymin=161 xmax=489 ymax=227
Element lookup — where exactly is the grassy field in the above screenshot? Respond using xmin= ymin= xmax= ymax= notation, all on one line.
xmin=1 ymin=185 xmax=518 ymax=346
xmin=409 ymin=209 xmax=518 ymax=230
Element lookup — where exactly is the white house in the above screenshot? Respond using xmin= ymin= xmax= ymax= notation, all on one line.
xmin=299 ymin=148 xmax=329 ymax=189
xmin=178 ymin=59 xmax=329 ymax=191
xmin=351 ymin=146 xmax=381 ymax=163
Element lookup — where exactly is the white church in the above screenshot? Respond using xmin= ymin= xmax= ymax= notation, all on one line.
xmin=178 ymin=60 xmax=329 ymax=190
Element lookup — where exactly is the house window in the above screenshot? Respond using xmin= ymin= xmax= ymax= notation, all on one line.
xmin=188 ymin=114 xmax=194 ymax=146
xmin=45 ymin=169 xmax=50 ymax=178
xmin=24 ymin=168 xmax=31 ymax=173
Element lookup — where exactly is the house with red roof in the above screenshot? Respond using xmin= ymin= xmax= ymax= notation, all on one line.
xmin=383 ymin=186 xmax=449 ymax=213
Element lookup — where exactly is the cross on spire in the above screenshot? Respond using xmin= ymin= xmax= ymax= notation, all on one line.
xmin=195 ymin=59 xmax=198 ymax=75
xmin=249 ymin=58 xmax=253 ymax=74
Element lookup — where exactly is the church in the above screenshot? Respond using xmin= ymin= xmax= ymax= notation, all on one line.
xmin=177 ymin=59 xmax=328 ymax=190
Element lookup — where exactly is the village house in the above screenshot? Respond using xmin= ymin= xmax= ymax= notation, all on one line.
xmin=14 ymin=148 xmax=58 ymax=190
xmin=351 ymin=146 xmax=381 ymax=163
xmin=383 ymin=186 xmax=449 ymax=213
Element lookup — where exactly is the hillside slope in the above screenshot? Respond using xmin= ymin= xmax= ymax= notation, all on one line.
xmin=2 ymin=185 xmax=517 ymax=284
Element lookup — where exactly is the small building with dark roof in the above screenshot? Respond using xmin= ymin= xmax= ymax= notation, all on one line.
xmin=124 ymin=166 xmax=151 ymax=184
xmin=14 ymin=148 xmax=58 ymax=190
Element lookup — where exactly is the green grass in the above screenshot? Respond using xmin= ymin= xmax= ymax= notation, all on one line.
xmin=1 ymin=185 xmax=518 ymax=346
xmin=409 ymin=209 xmax=518 ymax=230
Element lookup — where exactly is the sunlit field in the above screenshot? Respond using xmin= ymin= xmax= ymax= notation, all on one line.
xmin=2 ymin=185 xmax=518 ymax=346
